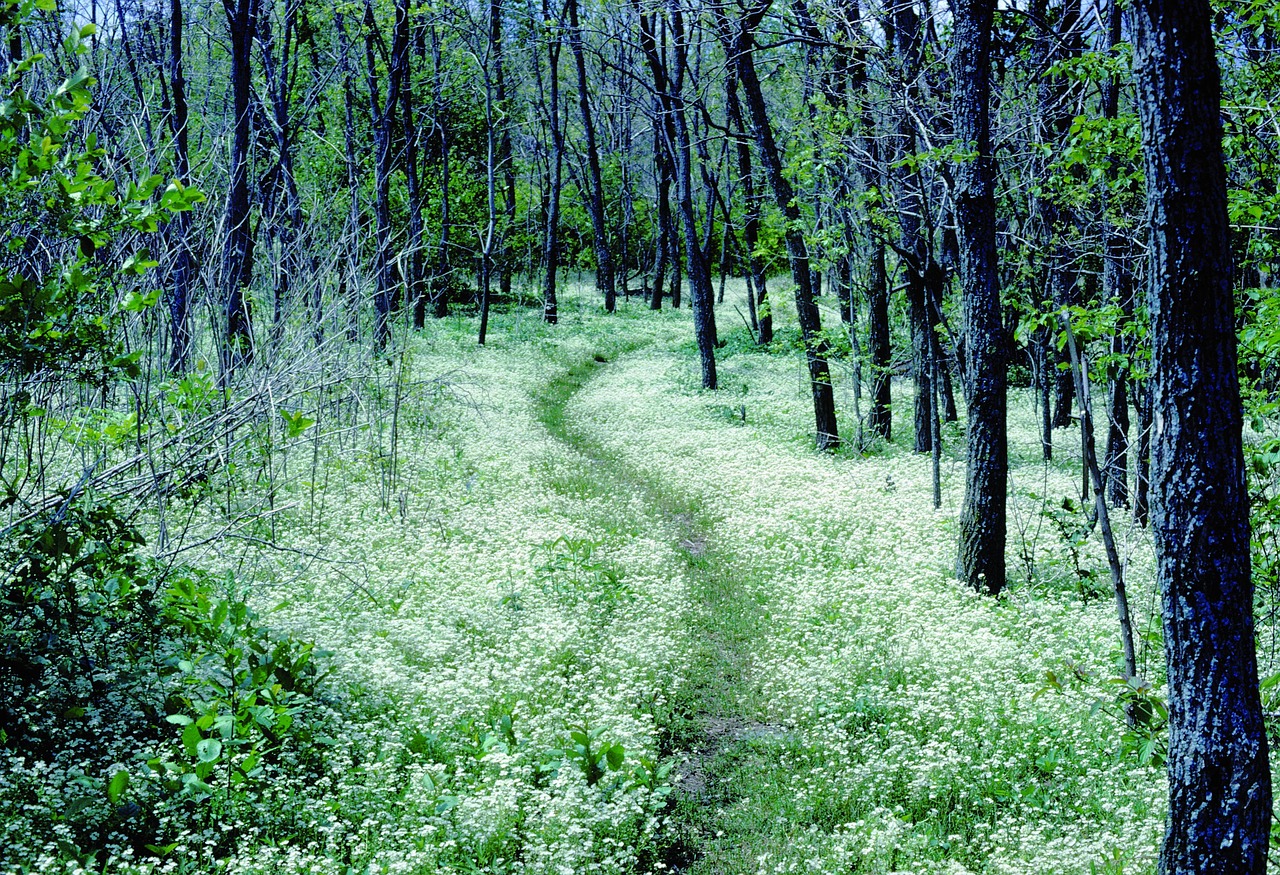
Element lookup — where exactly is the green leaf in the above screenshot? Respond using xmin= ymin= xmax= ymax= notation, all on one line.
xmin=605 ymin=743 xmax=624 ymax=770
xmin=196 ymin=738 xmax=222 ymax=763
xmin=181 ymin=722 xmax=201 ymax=757
xmin=106 ymin=769 xmax=129 ymax=804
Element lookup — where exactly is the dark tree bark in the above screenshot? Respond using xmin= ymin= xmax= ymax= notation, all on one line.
xmin=1134 ymin=376 xmax=1151 ymax=526
xmin=1132 ymin=3 xmax=1272 ymax=870
xmin=567 ymin=0 xmax=616 ymax=312
xmin=1101 ymin=0 xmax=1131 ymax=507
xmin=396 ymin=0 xmax=425 ymax=333
xmin=953 ymin=0 xmax=1007 ymax=596
xmin=363 ymin=0 xmax=405 ymax=350
xmin=495 ymin=0 xmax=517 ymax=302
xmin=338 ymin=11 xmax=362 ymax=342
xmin=221 ymin=0 xmax=257 ymax=371
xmin=258 ymin=0 xmax=305 ymax=336
xmin=166 ymin=0 xmax=192 ymax=371
xmin=719 ymin=2 xmax=838 ymax=449
xmin=725 ymin=49 xmax=770 ymax=342
xmin=886 ymin=2 xmax=934 ymax=453
xmin=429 ymin=25 xmax=451 ymax=320
xmin=663 ymin=0 xmax=716 ymax=389
xmin=540 ymin=0 xmax=563 ymax=324
xmin=868 ymin=239 xmax=891 ymax=440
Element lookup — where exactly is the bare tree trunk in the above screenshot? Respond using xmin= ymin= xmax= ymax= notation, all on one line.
xmin=166 ymin=0 xmax=193 ymax=371
xmin=726 ymin=69 xmax=770 ymax=344
xmin=540 ymin=0 xmax=562 ymax=324
xmin=566 ymin=0 xmax=615 ymax=312
xmin=430 ymin=25 xmax=451 ymax=319
xmin=1132 ymin=3 xmax=1272 ymax=869
xmin=1101 ymin=0 xmax=1131 ymax=507
xmin=953 ymin=0 xmax=1007 ymax=596
xmin=338 ymin=11 xmax=362 ymax=342
xmin=663 ymin=0 xmax=716 ymax=389
xmin=363 ymin=0 xmax=405 ymax=350
xmin=396 ymin=0 xmax=425 ymax=332
xmin=719 ymin=3 xmax=838 ymax=449
xmin=220 ymin=0 xmax=258 ymax=372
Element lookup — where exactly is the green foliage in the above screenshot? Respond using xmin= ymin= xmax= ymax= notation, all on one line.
xmin=534 ymin=535 xmax=632 ymax=608
xmin=1 ymin=490 xmax=340 ymax=861
xmin=154 ymin=573 xmax=331 ymax=805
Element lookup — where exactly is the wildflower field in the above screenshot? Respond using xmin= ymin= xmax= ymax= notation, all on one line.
xmin=4 ymin=284 xmax=1231 ymax=874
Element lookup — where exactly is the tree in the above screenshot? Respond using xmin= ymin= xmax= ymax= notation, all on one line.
xmin=1131 ymin=1 xmax=1272 ymax=870
xmin=221 ymin=0 xmax=258 ymax=371
xmin=953 ymin=0 xmax=1006 ymax=595
xmin=166 ymin=0 xmax=193 ymax=370
xmin=566 ymin=0 xmax=615 ymax=312
xmin=716 ymin=0 xmax=837 ymax=448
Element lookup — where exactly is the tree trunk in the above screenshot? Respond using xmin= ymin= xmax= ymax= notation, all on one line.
xmin=396 ymin=0 xmax=425 ymax=333
xmin=868 ymin=239 xmax=891 ymax=440
xmin=953 ymin=0 xmax=1007 ymax=596
xmin=540 ymin=0 xmax=562 ymax=324
xmin=1132 ymin=3 xmax=1272 ymax=870
xmin=567 ymin=0 xmax=615 ymax=312
xmin=363 ymin=0 xmax=404 ymax=350
xmin=430 ymin=25 xmax=451 ymax=320
xmin=726 ymin=70 xmax=771 ymax=344
xmin=221 ymin=0 xmax=257 ymax=371
xmin=166 ymin=0 xmax=192 ymax=371
xmin=723 ymin=6 xmax=838 ymax=449
xmin=664 ymin=0 xmax=716 ymax=389
xmin=495 ymin=0 xmax=516 ymax=301
xmin=1101 ymin=0 xmax=1130 ymax=507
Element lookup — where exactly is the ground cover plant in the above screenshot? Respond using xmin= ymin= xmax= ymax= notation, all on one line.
xmin=4 ymin=283 xmax=1238 ymax=874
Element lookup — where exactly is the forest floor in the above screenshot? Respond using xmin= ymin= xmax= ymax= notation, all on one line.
xmin=5 ymin=283 xmax=1184 ymax=875
xmin=240 ymin=282 xmax=1172 ymax=875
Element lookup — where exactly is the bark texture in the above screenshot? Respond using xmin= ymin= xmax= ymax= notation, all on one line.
xmin=1132 ymin=2 xmax=1272 ymax=872
xmin=952 ymin=0 xmax=1007 ymax=595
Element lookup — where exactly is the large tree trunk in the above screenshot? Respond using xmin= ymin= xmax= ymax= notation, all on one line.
xmin=722 ymin=5 xmax=838 ymax=449
xmin=953 ymin=0 xmax=1007 ymax=596
xmin=221 ymin=0 xmax=257 ymax=371
xmin=567 ymin=0 xmax=616 ymax=312
xmin=1132 ymin=3 xmax=1272 ymax=870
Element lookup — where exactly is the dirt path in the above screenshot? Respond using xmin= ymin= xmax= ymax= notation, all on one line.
xmin=532 ymin=347 xmax=792 ymax=873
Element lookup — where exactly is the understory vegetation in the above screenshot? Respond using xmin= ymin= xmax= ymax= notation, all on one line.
xmin=7 ymin=283 xmax=1258 ymax=874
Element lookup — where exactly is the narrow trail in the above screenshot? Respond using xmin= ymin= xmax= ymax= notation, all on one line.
xmin=532 ymin=346 xmax=788 ymax=873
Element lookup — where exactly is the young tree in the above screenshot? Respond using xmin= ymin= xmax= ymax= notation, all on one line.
xmin=1131 ymin=1 xmax=1272 ymax=869
xmin=952 ymin=0 xmax=1006 ymax=595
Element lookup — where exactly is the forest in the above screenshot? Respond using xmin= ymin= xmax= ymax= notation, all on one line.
xmin=2 ymin=0 xmax=1279 ymax=871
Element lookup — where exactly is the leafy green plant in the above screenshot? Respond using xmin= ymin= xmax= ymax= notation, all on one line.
xmin=542 ymin=723 xmax=626 ymax=788
xmin=156 ymin=572 xmax=330 ymax=805
xmin=534 ymin=535 xmax=631 ymax=607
